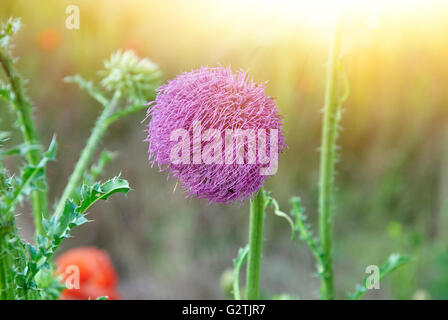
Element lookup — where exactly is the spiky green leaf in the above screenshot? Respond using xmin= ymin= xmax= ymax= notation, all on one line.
xmin=64 ymin=75 xmax=109 ymax=107
xmin=348 ymin=254 xmax=412 ymax=300
xmin=77 ymin=176 xmax=130 ymax=214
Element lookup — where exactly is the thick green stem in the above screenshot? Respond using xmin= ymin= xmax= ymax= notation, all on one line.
xmin=53 ymin=91 xmax=121 ymax=219
xmin=0 ymin=48 xmax=48 ymax=236
xmin=318 ymin=15 xmax=344 ymax=300
xmin=0 ymin=224 xmax=16 ymax=300
xmin=245 ymin=188 xmax=266 ymax=300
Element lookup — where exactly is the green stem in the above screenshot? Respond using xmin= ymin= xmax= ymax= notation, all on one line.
xmin=0 ymin=238 xmax=7 ymax=300
xmin=318 ymin=15 xmax=344 ymax=300
xmin=0 ymin=225 xmax=16 ymax=300
xmin=0 ymin=48 xmax=48 ymax=236
xmin=245 ymin=187 xmax=266 ymax=300
xmin=233 ymin=245 xmax=249 ymax=300
xmin=53 ymin=91 xmax=121 ymax=219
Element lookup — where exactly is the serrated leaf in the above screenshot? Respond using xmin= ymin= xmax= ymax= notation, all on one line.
xmin=5 ymin=136 xmax=57 ymax=211
xmin=380 ymin=254 xmax=411 ymax=275
xmin=77 ymin=176 xmax=130 ymax=214
xmin=1 ymin=143 xmax=41 ymax=158
xmin=27 ymin=244 xmax=39 ymax=261
xmin=43 ymin=136 xmax=57 ymax=161
xmin=23 ymin=175 xmax=130 ymax=293
xmin=348 ymin=254 xmax=412 ymax=300
xmin=56 ymin=200 xmax=76 ymax=236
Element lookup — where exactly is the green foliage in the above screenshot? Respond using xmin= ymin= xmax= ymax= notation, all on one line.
xmin=55 ymin=49 xmax=160 ymax=220
xmin=266 ymin=192 xmax=412 ymax=300
xmin=0 ymin=16 xmax=150 ymax=300
xmin=266 ymin=194 xmax=324 ymax=279
xmin=77 ymin=176 xmax=130 ymax=213
xmin=1 ymin=137 xmax=56 ymax=221
xmin=232 ymin=244 xmax=249 ymax=300
xmin=99 ymin=50 xmax=161 ymax=104
xmin=65 ymin=50 xmax=161 ymax=116
xmin=0 ymin=138 xmax=57 ymax=299
xmin=23 ymin=177 xmax=129 ymax=297
xmin=0 ymin=17 xmax=21 ymax=48
xmin=348 ymin=254 xmax=411 ymax=300
xmin=0 ymin=134 xmax=128 ymax=299
xmin=34 ymin=267 xmax=65 ymax=300
xmin=0 ymin=82 xmax=14 ymax=103
xmin=289 ymin=197 xmax=325 ymax=279
xmin=83 ymin=150 xmax=116 ymax=184
xmin=0 ymin=12 xmax=417 ymax=301
xmin=1 ymin=143 xmax=41 ymax=159
xmin=265 ymin=191 xmax=295 ymax=240
xmin=64 ymin=75 xmax=109 ymax=107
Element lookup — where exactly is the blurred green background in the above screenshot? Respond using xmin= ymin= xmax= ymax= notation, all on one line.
xmin=1 ymin=0 xmax=448 ymax=299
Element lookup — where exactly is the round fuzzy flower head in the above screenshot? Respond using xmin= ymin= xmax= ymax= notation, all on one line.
xmin=146 ymin=67 xmax=285 ymax=204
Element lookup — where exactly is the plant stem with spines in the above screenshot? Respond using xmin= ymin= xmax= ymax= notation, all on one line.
xmin=318 ymin=14 xmax=344 ymax=300
xmin=0 ymin=48 xmax=48 ymax=236
xmin=53 ymin=91 xmax=121 ymax=219
xmin=245 ymin=187 xmax=266 ymax=300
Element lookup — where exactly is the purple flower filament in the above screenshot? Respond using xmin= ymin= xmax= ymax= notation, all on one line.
xmin=145 ymin=67 xmax=285 ymax=204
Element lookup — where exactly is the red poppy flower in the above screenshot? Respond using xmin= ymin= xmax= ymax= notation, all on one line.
xmin=55 ymin=247 xmax=120 ymax=300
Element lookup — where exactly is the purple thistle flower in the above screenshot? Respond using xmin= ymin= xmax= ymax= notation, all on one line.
xmin=145 ymin=66 xmax=285 ymax=204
